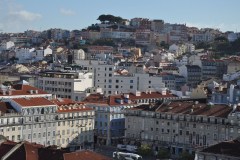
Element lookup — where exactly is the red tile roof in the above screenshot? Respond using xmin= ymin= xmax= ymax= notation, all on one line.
xmin=128 ymin=91 xmax=177 ymax=100
xmin=0 ymin=84 xmax=49 ymax=97
xmin=83 ymin=92 xmax=177 ymax=106
xmin=63 ymin=150 xmax=111 ymax=160
xmin=51 ymin=98 xmax=77 ymax=105
xmin=156 ymin=101 xmax=232 ymax=118
xmin=51 ymin=98 xmax=93 ymax=113
xmin=12 ymin=97 xmax=55 ymax=107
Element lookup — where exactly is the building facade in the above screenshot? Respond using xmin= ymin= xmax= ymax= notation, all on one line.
xmin=124 ymin=101 xmax=240 ymax=157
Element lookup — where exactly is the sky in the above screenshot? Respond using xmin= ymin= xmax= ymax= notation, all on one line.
xmin=0 ymin=0 xmax=239 ymax=33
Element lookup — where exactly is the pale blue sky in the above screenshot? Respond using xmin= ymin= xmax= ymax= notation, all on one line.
xmin=0 ymin=0 xmax=239 ymax=33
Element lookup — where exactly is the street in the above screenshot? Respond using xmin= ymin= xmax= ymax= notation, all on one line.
xmin=94 ymin=145 xmax=157 ymax=160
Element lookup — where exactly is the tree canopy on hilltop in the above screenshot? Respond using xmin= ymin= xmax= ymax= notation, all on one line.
xmin=97 ymin=14 xmax=124 ymax=24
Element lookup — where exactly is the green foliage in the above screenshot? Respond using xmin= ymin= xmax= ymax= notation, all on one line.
xmin=195 ymin=42 xmax=210 ymax=50
xmin=97 ymin=14 xmax=123 ymax=24
xmin=214 ymin=36 xmax=228 ymax=42
xmin=157 ymin=148 xmax=170 ymax=159
xmin=160 ymin=41 xmax=169 ymax=49
xmin=87 ymin=24 xmax=100 ymax=31
xmin=137 ymin=144 xmax=152 ymax=156
xmin=92 ymin=39 xmax=115 ymax=46
xmin=179 ymin=151 xmax=194 ymax=160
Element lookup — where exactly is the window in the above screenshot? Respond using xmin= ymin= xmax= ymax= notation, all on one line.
xmin=130 ymin=86 xmax=133 ymax=89
xmin=179 ymin=130 xmax=182 ymax=135
xmin=130 ymin=80 xmax=133 ymax=83
xmin=214 ymin=134 xmax=217 ymax=140
xmin=193 ymin=124 xmax=196 ymax=128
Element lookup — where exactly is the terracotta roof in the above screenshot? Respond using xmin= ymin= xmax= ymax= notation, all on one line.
xmin=128 ymin=91 xmax=177 ymax=100
xmin=83 ymin=92 xmax=177 ymax=106
xmin=63 ymin=150 xmax=111 ymax=160
xmin=51 ymin=98 xmax=93 ymax=113
xmin=51 ymin=98 xmax=77 ymax=106
xmin=156 ymin=101 xmax=232 ymax=118
xmin=0 ymin=84 xmax=49 ymax=97
xmin=82 ymin=93 xmax=109 ymax=105
xmin=12 ymin=97 xmax=55 ymax=107
xmin=200 ymin=139 xmax=240 ymax=157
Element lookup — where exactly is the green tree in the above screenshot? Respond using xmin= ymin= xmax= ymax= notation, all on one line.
xmin=179 ymin=151 xmax=194 ymax=160
xmin=157 ymin=148 xmax=170 ymax=159
xmin=137 ymin=144 xmax=152 ymax=156
xmin=92 ymin=39 xmax=115 ymax=46
xmin=195 ymin=42 xmax=210 ymax=50
xmin=160 ymin=41 xmax=169 ymax=49
xmin=214 ymin=36 xmax=228 ymax=42
xmin=97 ymin=14 xmax=123 ymax=24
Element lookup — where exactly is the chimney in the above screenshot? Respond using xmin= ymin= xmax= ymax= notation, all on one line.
xmin=135 ymin=91 xmax=141 ymax=96
xmin=124 ymin=94 xmax=129 ymax=99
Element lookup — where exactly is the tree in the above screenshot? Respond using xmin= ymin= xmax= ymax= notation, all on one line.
xmin=92 ymin=39 xmax=115 ymax=46
xmin=137 ymin=144 xmax=152 ymax=156
xmin=214 ymin=36 xmax=228 ymax=42
xmin=195 ymin=42 xmax=210 ymax=50
xmin=97 ymin=14 xmax=123 ymax=24
xmin=157 ymin=148 xmax=170 ymax=159
xmin=179 ymin=151 xmax=194 ymax=160
xmin=160 ymin=41 xmax=169 ymax=49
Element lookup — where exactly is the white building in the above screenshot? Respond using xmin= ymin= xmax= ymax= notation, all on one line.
xmin=44 ymin=47 xmax=52 ymax=57
xmin=38 ymin=71 xmax=94 ymax=101
xmin=94 ymin=64 xmax=165 ymax=96
xmin=73 ymin=49 xmax=86 ymax=62
xmin=0 ymin=41 xmax=15 ymax=50
xmin=0 ymin=82 xmax=95 ymax=151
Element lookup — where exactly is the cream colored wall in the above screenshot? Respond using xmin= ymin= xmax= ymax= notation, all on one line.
xmin=190 ymin=86 xmax=207 ymax=99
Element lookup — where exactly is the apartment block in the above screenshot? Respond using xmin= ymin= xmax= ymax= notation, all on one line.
xmin=124 ymin=101 xmax=240 ymax=157
xmin=38 ymin=71 xmax=93 ymax=101
xmin=0 ymin=82 xmax=95 ymax=151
